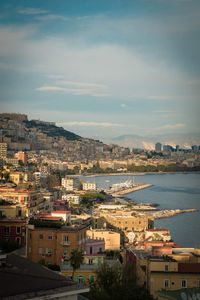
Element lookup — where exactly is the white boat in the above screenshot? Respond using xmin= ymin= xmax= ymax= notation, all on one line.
xmin=110 ymin=178 xmax=136 ymax=192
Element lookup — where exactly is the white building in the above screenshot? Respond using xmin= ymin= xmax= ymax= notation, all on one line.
xmin=61 ymin=177 xmax=81 ymax=191
xmin=51 ymin=210 xmax=71 ymax=223
xmin=63 ymin=194 xmax=80 ymax=205
xmin=82 ymin=182 xmax=97 ymax=191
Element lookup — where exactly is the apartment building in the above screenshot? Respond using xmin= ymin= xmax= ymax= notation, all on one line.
xmin=63 ymin=194 xmax=80 ymax=205
xmin=0 ymin=201 xmax=27 ymax=219
xmin=137 ymin=248 xmax=200 ymax=299
xmin=61 ymin=177 xmax=81 ymax=191
xmin=0 ymin=143 xmax=7 ymax=159
xmin=9 ymin=172 xmax=28 ymax=185
xmin=82 ymin=182 xmax=97 ymax=191
xmin=27 ymin=222 xmax=88 ymax=266
xmin=0 ymin=187 xmax=43 ymax=215
xmin=0 ymin=218 xmax=27 ymax=247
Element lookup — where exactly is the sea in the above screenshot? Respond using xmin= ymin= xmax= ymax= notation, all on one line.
xmin=85 ymin=173 xmax=200 ymax=248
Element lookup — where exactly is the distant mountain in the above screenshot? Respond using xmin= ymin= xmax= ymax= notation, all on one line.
xmin=111 ymin=133 xmax=200 ymax=149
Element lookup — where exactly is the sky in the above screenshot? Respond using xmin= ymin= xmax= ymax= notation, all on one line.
xmin=0 ymin=0 xmax=200 ymax=141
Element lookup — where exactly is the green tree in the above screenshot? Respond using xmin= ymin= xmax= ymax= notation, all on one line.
xmin=70 ymin=248 xmax=84 ymax=279
xmin=89 ymin=262 xmax=154 ymax=300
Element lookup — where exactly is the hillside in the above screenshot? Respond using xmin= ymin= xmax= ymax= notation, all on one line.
xmin=24 ymin=119 xmax=81 ymax=141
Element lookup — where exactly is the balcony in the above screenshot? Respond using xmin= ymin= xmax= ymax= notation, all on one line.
xmin=61 ymin=240 xmax=71 ymax=246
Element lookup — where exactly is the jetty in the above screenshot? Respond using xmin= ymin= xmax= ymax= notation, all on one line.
xmin=150 ymin=208 xmax=198 ymax=220
xmin=108 ymin=183 xmax=153 ymax=197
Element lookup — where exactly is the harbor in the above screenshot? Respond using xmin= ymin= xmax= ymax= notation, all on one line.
xmin=106 ymin=178 xmax=153 ymax=196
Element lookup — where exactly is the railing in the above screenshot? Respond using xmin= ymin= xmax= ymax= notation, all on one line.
xmin=61 ymin=240 xmax=71 ymax=246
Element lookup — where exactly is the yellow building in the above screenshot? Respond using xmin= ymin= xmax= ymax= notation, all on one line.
xmin=138 ymin=250 xmax=200 ymax=299
xmin=87 ymin=229 xmax=120 ymax=250
xmin=9 ymin=172 xmax=28 ymax=185
xmin=0 ymin=187 xmax=43 ymax=215
xmin=0 ymin=201 xmax=27 ymax=218
xmin=100 ymin=211 xmax=153 ymax=232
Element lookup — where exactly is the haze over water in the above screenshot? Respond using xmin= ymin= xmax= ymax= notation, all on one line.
xmin=89 ymin=173 xmax=200 ymax=248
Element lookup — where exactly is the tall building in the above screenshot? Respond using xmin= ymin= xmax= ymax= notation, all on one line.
xmin=155 ymin=142 xmax=162 ymax=152
xmin=163 ymin=144 xmax=173 ymax=152
xmin=15 ymin=151 xmax=27 ymax=164
xmin=0 ymin=143 xmax=7 ymax=159
xmin=191 ymin=145 xmax=199 ymax=153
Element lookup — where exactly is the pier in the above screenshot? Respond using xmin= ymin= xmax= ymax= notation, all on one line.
xmin=108 ymin=183 xmax=153 ymax=197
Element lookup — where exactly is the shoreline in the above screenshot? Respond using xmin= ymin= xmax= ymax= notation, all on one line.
xmin=85 ymin=171 xmax=200 ymax=177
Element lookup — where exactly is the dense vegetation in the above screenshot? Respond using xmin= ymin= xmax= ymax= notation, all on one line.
xmin=29 ymin=218 xmax=64 ymax=228
xmin=88 ymin=262 xmax=154 ymax=300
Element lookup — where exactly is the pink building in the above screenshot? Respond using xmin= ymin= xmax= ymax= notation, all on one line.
xmin=85 ymin=238 xmax=105 ymax=255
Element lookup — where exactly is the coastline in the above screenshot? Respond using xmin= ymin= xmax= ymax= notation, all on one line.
xmin=85 ymin=171 xmax=200 ymax=177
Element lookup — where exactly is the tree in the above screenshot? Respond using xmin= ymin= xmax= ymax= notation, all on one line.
xmin=89 ymin=262 xmax=154 ymax=300
xmin=70 ymin=248 xmax=84 ymax=279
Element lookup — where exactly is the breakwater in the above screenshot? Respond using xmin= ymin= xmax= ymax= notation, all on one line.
xmin=108 ymin=183 xmax=153 ymax=196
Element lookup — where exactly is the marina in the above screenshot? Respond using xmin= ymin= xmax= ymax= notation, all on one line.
xmin=107 ymin=178 xmax=153 ymax=196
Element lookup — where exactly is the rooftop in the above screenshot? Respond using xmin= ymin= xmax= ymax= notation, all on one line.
xmin=0 ymin=254 xmax=89 ymax=299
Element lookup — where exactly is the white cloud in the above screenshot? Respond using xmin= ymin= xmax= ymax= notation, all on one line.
xmin=162 ymin=123 xmax=186 ymax=129
xmin=57 ymin=121 xmax=123 ymax=128
xmin=17 ymin=7 xmax=49 ymax=15
xmin=0 ymin=24 xmax=194 ymax=101
xmin=36 ymin=81 xmax=109 ymax=97
xmin=35 ymin=14 xmax=67 ymax=22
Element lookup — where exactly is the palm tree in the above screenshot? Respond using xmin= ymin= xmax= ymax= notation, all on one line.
xmin=70 ymin=248 xmax=84 ymax=280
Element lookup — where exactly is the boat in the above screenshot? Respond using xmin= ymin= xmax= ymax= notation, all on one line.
xmin=109 ymin=178 xmax=136 ymax=192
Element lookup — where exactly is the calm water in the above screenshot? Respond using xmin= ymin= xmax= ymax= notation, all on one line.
xmin=86 ymin=173 xmax=200 ymax=247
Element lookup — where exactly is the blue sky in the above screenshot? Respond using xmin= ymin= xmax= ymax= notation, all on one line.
xmin=0 ymin=0 xmax=200 ymax=140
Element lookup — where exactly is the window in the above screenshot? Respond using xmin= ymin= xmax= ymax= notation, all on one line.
xmin=89 ymin=258 xmax=93 ymax=265
xmin=64 ymin=235 xmax=69 ymax=242
xmin=164 ymin=279 xmax=170 ymax=288
xmin=78 ymin=276 xmax=84 ymax=284
xmin=181 ymin=280 xmax=187 ymax=288
xmin=4 ymin=227 xmax=10 ymax=234
xmin=165 ymin=265 xmax=169 ymax=271
xmin=39 ymin=234 xmax=43 ymax=240
xmin=46 ymin=248 xmax=53 ymax=255
xmin=38 ymin=247 xmax=43 ymax=255
xmin=16 ymin=227 xmax=21 ymax=234
xmin=63 ymin=248 xmax=68 ymax=255
xmin=48 ymin=235 xmax=53 ymax=240
xmin=90 ymin=246 xmax=93 ymax=255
